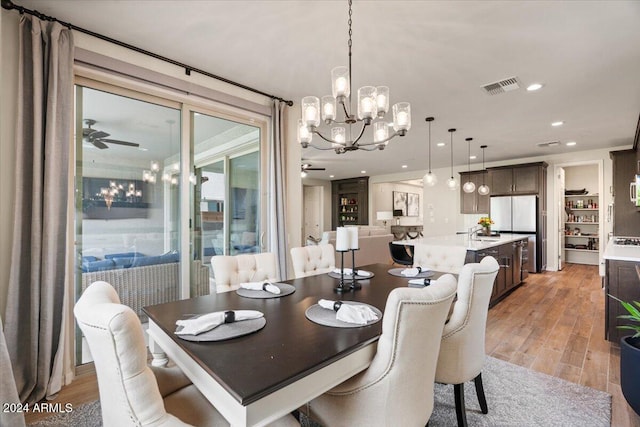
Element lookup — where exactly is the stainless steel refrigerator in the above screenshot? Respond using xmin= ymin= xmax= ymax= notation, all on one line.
xmin=490 ymin=195 xmax=538 ymax=274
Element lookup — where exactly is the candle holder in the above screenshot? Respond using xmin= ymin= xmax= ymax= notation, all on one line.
xmin=350 ymin=248 xmax=361 ymax=290
xmin=335 ymin=249 xmax=350 ymax=293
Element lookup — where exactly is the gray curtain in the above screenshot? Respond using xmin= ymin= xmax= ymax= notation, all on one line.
xmin=268 ymin=100 xmax=289 ymax=279
xmin=5 ymin=15 xmax=74 ymax=404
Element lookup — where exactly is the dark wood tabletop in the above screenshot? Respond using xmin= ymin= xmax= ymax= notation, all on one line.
xmin=143 ymin=263 xmax=450 ymax=406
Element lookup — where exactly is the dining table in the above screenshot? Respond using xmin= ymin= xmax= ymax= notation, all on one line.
xmin=143 ymin=263 xmax=453 ymax=427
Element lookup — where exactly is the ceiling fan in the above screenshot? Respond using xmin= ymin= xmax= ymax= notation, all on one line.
xmin=301 ymin=163 xmax=325 ymax=177
xmin=82 ymin=119 xmax=140 ymax=150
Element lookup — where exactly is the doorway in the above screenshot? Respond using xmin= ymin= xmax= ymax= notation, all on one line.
xmin=303 ymin=185 xmax=323 ymax=241
xmin=553 ymin=161 xmax=604 ymax=271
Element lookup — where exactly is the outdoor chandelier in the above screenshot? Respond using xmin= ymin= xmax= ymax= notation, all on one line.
xmin=297 ymin=0 xmax=411 ymax=154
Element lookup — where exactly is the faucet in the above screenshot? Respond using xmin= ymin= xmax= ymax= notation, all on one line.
xmin=468 ymin=225 xmax=483 ymax=239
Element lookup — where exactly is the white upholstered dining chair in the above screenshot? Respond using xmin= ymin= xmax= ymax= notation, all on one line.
xmin=290 ymin=244 xmax=336 ymax=278
xmin=412 ymin=244 xmax=468 ymax=274
xmin=211 ymin=252 xmax=279 ymax=293
xmin=305 ymin=274 xmax=458 ymax=426
xmin=75 ymin=281 xmax=299 ymax=427
xmin=434 ymin=256 xmax=500 ymax=427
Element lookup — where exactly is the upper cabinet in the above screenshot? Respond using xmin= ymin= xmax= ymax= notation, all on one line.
xmin=488 ymin=163 xmax=547 ymax=196
xmin=459 ymin=170 xmax=489 ymax=214
xmin=611 ymin=149 xmax=640 ymax=236
xmin=331 ymin=177 xmax=369 ymax=229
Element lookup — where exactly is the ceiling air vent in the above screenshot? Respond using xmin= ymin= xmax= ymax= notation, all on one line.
xmin=481 ymin=76 xmax=522 ymax=95
xmin=536 ymin=141 xmax=560 ymax=148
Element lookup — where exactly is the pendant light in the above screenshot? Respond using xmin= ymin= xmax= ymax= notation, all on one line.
xmin=462 ymin=137 xmax=476 ymax=193
xmin=424 ymin=117 xmax=437 ymax=186
xmin=478 ymin=144 xmax=491 ymax=195
xmin=446 ymin=128 xmax=457 ymax=190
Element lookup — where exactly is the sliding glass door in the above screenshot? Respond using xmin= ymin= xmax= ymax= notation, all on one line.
xmin=74 ymin=80 xmax=269 ymax=366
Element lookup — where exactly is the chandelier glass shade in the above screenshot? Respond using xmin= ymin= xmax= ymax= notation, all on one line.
xmin=478 ymin=144 xmax=491 ymax=195
xmin=297 ymin=0 xmax=411 ymax=154
xmin=462 ymin=137 xmax=476 ymax=193
xmin=424 ymin=117 xmax=437 ymax=187
xmin=446 ymin=128 xmax=457 ymax=190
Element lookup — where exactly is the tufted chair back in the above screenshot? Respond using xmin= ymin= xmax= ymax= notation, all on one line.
xmin=412 ymin=244 xmax=467 ymax=274
xmin=307 ymin=274 xmax=457 ymax=426
xmin=435 ymin=256 xmax=500 ymax=427
xmin=436 ymin=256 xmax=499 ymax=383
xmin=290 ymin=244 xmax=336 ymax=278
xmin=74 ymin=281 xmax=186 ymax=426
xmin=212 ymin=252 xmax=279 ymax=293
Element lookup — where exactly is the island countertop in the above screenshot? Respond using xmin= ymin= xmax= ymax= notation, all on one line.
xmin=393 ymin=233 xmax=531 ymax=251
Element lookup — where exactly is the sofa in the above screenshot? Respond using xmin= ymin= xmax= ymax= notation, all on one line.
xmin=81 ymin=252 xmax=209 ymax=321
xmin=323 ymin=226 xmax=395 ymax=267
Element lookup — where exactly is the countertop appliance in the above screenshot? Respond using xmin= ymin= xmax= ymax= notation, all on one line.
xmin=613 ymin=237 xmax=640 ymax=246
xmin=490 ymin=195 xmax=539 ymax=274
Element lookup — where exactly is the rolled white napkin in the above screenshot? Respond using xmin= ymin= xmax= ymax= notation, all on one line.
xmin=240 ymin=281 xmax=281 ymax=295
xmin=318 ymin=299 xmax=379 ymax=325
xmin=332 ymin=268 xmax=371 ymax=277
xmin=176 ymin=310 xmax=263 ymax=335
xmin=400 ymin=266 xmax=430 ymax=277
xmin=408 ymin=278 xmax=432 ymax=287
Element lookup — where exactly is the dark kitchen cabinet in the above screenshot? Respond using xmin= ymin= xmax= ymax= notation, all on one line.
xmin=488 ymin=163 xmax=546 ymax=196
xmin=605 ymin=259 xmax=640 ymax=342
xmin=472 ymin=237 xmax=528 ymax=306
xmin=332 ymin=177 xmax=369 ymax=229
xmin=610 ymin=150 xmax=640 ymax=236
xmin=459 ymin=171 xmax=490 ymax=214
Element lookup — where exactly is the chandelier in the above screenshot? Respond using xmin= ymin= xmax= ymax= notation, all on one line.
xmin=297 ymin=0 xmax=411 ymax=154
xmin=99 ymin=180 xmax=142 ymax=210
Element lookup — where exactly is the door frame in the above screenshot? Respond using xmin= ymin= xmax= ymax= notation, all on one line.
xmin=551 ymin=160 xmax=604 ymax=272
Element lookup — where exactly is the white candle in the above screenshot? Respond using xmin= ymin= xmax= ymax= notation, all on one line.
xmin=335 ymin=77 xmax=347 ymax=96
xmin=304 ymin=105 xmax=318 ymax=123
xmin=348 ymin=226 xmax=359 ymax=250
xmin=336 ymin=227 xmax=350 ymax=251
xmin=397 ymin=111 xmax=408 ymax=126
xmin=361 ymin=97 xmax=374 ymax=114
xmin=323 ymin=102 xmax=335 ymax=118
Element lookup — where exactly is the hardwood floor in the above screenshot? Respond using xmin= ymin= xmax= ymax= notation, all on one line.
xmin=25 ymin=263 xmax=640 ymax=425
xmin=487 ymin=263 xmax=640 ymax=427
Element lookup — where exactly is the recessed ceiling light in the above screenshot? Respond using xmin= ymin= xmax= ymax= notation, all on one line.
xmin=402 ymin=165 xmax=408 ymax=168
xmin=527 ymin=83 xmax=543 ymax=91
xmin=329 ymin=175 xmax=335 ymax=178
xmin=551 ymin=121 xmax=564 ymax=127
xmin=361 ymin=170 xmax=366 ymax=174
xmin=437 ymin=142 xmax=445 ymax=147
xmin=138 ymin=147 xmax=148 ymax=151
xmin=566 ymin=141 xmax=577 ymax=146
xmin=469 ymin=155 xmax=477 ymax=160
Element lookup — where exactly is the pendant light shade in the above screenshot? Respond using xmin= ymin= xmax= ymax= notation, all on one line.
xmin=425 ymin=117 xmax=437 ymax=187
xmin=446 ymin=128 xmax=457 ymax=190
xmin=478 ymin=144 xmax=490 ymax=195
xmin=462 ymin=137 xmax=476 ymax=193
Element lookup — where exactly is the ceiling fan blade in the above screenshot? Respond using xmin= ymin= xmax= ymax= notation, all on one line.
xmin=306 ymin=167 xmax=326 ymax=171
xmin=92 ymin=140 xmax=109 ymax=149
xmin=100 ymin=138 xmax=140 ymax=148
xmin=88 ymin=130 xmax=110 ymax=140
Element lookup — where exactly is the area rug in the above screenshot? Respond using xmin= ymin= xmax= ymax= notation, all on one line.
xmin=29 ymin=356 xmax=611 ymax=427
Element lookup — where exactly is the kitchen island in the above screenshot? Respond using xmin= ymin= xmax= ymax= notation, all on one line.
xmin=603 ymin=238 xmax=640 ymax=342
xmin=393 ymin=233 xmax=530 ymax=306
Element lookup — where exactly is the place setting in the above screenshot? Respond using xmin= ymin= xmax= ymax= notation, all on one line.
xmin=305 ymin=299 xmax=382 ymax=328
xmin=174 ymin=309 xmax=266 ymax=342
xmin=388 ymin=265 xmax=434 ymax=278
xmin=235 ymin=281 xmax=296 ymax=299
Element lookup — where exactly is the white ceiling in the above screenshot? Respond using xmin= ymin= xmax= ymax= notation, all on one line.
xmin=16 ymin=0 xmax=640 ymax=180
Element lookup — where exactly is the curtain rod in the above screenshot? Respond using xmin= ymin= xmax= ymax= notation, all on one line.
xmin=1 ymin=0 xmax=294 ymax=106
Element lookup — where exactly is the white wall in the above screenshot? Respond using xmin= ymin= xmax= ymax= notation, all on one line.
xmin=564 ymin=164 xmax=599 ymax=194
xmin=371 ymin=182 xmax=424 ymax=227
